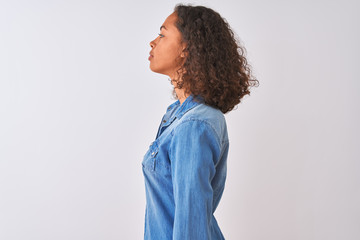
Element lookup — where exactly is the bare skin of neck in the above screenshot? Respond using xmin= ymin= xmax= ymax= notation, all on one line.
xmin=168 ymin=71 xmax=189 ymax=105
xmin=174 ymin=87 xmax=188 ymax=105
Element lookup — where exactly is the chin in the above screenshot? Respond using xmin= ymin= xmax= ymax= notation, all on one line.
xmin=149 ymin=63 xmax=157 ymax=72
xmin=150 ymin=65 xmax=164 ymax=75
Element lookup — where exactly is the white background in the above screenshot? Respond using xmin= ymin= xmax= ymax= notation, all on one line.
xmin=1 ymin=0 xmax=359 ymax=239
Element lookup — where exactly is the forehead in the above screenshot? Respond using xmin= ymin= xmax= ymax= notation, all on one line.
xmin=162 ymin=12 xmax=178 ymax=29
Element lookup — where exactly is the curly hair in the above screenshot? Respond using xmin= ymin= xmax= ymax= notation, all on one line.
xmin=174 ymin=4 xmax=258 ymax=113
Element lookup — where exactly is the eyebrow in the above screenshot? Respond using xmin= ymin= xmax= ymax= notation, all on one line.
xmin=160 ymin=25 xmax=167 ymax=31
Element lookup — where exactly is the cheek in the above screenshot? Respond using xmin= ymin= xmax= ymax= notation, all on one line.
xmin=159 ymin=44 xmax=180 ymax=61
xmin=154 ymin=47 xmax=182 ymax=66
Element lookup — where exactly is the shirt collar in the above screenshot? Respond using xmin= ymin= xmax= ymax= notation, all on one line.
xmin=165 ymin=95 xmax=203 ymax=123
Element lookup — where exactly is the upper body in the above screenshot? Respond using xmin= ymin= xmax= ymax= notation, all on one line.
xmin=142 ymin=95 xmax=228 ymax=239
xmin=143 ymin=4 xmax=257 ymax=240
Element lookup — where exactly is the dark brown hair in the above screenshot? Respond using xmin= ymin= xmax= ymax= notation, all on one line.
xmin=174 ymin=4 xmax=258 ymax=113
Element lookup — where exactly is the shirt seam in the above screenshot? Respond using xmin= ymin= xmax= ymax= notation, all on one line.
xmin=170 ymin=119 xmax=223 ymax=150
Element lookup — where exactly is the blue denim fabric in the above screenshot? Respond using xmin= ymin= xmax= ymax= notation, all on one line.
xmin=142 ymin=95 xmax=229 ymax=240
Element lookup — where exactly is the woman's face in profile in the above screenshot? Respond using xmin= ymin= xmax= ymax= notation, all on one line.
xmin=149 ymin=12 xmax=186 ymax=79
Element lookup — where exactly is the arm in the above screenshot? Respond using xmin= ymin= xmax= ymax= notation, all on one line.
xmin=169 ymin=120 xmax=221 ymax=240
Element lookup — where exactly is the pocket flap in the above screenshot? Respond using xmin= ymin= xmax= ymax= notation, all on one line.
xmin=142 ymin=140 xmax=159 ymax=171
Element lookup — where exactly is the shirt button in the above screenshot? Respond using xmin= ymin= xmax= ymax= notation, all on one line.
xmin=151 ymin=152 xmax=155 ymax=156
xmin=163 ymin=120 xmax=167 ymax=123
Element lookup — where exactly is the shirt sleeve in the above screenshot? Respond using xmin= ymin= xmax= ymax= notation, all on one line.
xmin=169 ymin=120 xmax=221 ymax=240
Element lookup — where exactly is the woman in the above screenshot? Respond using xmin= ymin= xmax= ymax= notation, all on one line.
xmin=142 ymin=4 xmax=258 ymax=240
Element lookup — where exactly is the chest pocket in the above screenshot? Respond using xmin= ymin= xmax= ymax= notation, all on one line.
xmin=142 ymin=140 xmax=159 ymax=172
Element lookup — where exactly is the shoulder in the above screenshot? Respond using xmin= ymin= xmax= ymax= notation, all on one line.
xmin=172 ymin=103 xmax=228 ymax=144
xmin=184 ymin=103 xmax=225 ymax=123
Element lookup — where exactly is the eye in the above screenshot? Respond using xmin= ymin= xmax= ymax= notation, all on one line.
xmin=158 ymin=33 xmax=165 ymax=38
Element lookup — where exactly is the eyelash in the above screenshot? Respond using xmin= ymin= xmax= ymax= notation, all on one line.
xmin=158 ymin=33 xmax=164 ymax=38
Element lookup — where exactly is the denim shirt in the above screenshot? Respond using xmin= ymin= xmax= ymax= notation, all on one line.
xmin=142 ymin=95 xmax=229 ymax=240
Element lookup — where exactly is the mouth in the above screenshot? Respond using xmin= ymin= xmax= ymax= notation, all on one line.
xmin=148 ymin=52 xmax=154 ymax=61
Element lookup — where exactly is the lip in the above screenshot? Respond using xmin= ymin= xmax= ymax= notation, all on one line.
xmin=148 ymin=52 xmax=154 ymax=61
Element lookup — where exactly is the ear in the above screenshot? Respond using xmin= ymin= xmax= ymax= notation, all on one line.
xmin=180 ymin=44 xmax=187 ymax=58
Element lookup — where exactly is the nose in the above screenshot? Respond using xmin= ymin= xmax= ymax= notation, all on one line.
xmin=150 ymin=36 xmax=158 ymax=48
xmin=150 ymin=39 xmax=155 ymax=48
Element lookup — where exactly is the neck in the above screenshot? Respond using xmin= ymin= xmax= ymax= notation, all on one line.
xmin=174 ymin=87 xmax=189 ymax=105
xmin=169 ymin=73 xmax=189 ymax=105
